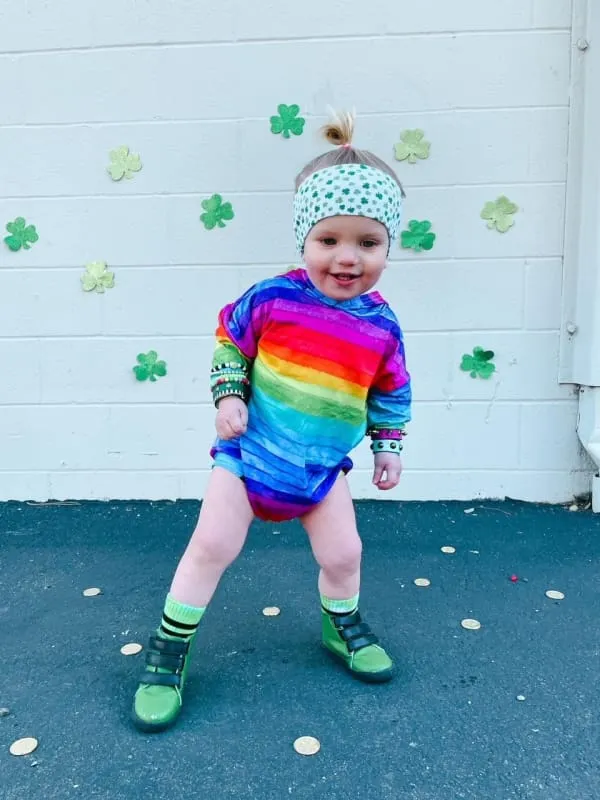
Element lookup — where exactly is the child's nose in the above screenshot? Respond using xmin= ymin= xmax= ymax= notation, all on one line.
xmin=336 ymin=246 xmax=358 ymax=265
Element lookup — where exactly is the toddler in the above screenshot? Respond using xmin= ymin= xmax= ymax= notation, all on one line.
xmin=132 ymin=111 xmax=412 ymax=732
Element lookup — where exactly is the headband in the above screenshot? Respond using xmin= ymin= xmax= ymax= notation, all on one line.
xmin=293 ymin=163 xmax=403 ymax=254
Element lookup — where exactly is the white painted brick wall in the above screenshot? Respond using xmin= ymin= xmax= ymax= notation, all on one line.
xmin=0 ymin=0 xmax=593 ymax=502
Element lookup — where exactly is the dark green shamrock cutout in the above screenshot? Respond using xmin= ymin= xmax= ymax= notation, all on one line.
xmin=270 ymin=104 xmax=305 ymax=138
xmin=200 ymin=194 xmax=235 ymax=230
xmin=460 ymin=347 xmax=496 ymax=379
xmin=400 ymin=220 xmax=436 ymax=252
xmin=133 ymin=351 xmax=167 ymax=382
xmin=4 ymin=217 xmax=39 ymax=251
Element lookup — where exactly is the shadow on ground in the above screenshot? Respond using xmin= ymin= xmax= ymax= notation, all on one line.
xmin=1 ymin=499 xmax=599 ymax=799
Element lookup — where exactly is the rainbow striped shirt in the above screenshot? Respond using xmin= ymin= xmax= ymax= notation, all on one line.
xmin=211 ymin=268 xmax=411 ymax=521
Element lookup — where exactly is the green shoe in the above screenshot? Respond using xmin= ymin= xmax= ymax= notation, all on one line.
xmin=321 ymin=608 xmax=394 ymax=683
xmin=131 ymin=634 xmax=194 ymax=732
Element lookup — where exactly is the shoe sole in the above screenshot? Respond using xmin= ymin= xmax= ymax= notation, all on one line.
xmin=322 ymin=644 xmax=394 ymax=683
xmin=131 ymin=705 xmax=181 ymax=733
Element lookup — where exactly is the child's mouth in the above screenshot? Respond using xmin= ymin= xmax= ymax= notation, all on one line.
xmin=331 ymin=273 xmax=359 ymax=286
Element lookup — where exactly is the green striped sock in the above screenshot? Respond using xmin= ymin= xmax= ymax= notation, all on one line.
xmin=159 ymin=593 xmax=206 ymax=641
xmin=321 ymin=593 xmax=360 ymax=615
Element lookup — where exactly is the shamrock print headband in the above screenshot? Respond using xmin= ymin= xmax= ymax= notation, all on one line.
xmin=293 ymin=163 xmax=403 ymax=254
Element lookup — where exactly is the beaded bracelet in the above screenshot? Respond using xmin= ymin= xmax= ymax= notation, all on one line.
xmin=210 ymin=369 xmax=247 ymax=384
xmin=213 ymin=386 xmax=249 ymax=406
xmin=370 ymin=439 xmax=403 ymax=454
xmin=211 ymin=361 xmax=246 ymax=372
xmin=212 ymin=375 xmax=249 ymax=388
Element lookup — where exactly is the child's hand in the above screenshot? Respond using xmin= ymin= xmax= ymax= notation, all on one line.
xmin=372 ymin=452 xmax=403 ymax=490
xmin=215 ymin=396 xmax=248 ymax=440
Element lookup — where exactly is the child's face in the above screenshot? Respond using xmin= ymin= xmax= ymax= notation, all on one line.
xmin=303 ymin=216 xmax=389 ymax=300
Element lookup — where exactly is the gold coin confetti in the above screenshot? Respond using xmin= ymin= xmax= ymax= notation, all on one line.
xmin=441 ymin=546 xmax=456 ymax=554
xmin=414 ymin=578 xmax=431 ymax=587
xmin=545 ymin=590 xmax=565 ymax=601
xmin=293 ymin=736 xmax=321 ymax=756
xmin=120 ymin=642 xmax=143 ymax=656
xmin=82 ymin=587 xmax=102 ymax=597
xmin=9 ymin=737 xmax=38 ymax=756
xmin=262 ymin=606 xmax=281 ymax=617
xmin=461 ymin=618 xmax=481 ymax=630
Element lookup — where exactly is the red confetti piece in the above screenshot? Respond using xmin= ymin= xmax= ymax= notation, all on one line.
xmin=510 ymin=575 xmax=518 ymax=583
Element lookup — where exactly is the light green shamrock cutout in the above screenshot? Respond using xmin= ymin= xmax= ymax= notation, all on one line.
xmin=480 ymin=196 xmax=518 ymax=233
xmin=81 ymin=261 xmax=115 ymax=293
xmin=460 ymin=347 xmax=496 ymax=379
xmin=270 ymin=104 xmax=305 ymax=138
xmin=200 ymin=194 xmax=235 ymax=230
xmin=133 ymin=351 xmax=167 ymax=382
xmin=4 ymin=217 xmax=39 ymax=251
xmin=401 ymin=220 xmax=436 ymax=252
xmin=394 ymin=129 xmax=431 ymax=163
xmin=107 ymin=146 xmax=142 ymax=181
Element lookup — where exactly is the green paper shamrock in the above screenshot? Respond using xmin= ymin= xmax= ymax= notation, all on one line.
xmin=4 ymin=217 xmax=39 ymax=251
xmin=480 ymin=196 xmax=518 ymax=233
xmin=460 ymin=347 xmax=496 ymax=379
xmin=107 ymin=145 xmax=142 ymax=181
xmin=270 ymin=104 xmax=305 ymax=138
xmin=133 ymin=351 xmax=167 ymax=382
xmin=81 ymin=261 xmax=115 ymax=293
xmin=200 ymin=194 xmax=235 ymax=230
xmin=394 ymin=129 xmax=431 ymax=163
xmin=400 ymin=220 xmax=436 ymax=252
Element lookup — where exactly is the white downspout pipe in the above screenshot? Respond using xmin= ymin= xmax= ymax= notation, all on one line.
xmin=578 ymin=388 xmax=600 ymax=511
xmin=561 ymin=0 xmax=600 ymax=510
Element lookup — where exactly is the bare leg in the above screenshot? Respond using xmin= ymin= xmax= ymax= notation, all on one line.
xmin=169 ymin=467 xmax=254 ymax=607
xmin=132 ymin=467 xmax=254 ymax=732
xmin=300 ymin=474 xmax=362 ymax=600
xmin=300 ymin=474 xmax=393 ymax=682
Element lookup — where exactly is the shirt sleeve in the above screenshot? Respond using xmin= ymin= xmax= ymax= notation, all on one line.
xmin=366 ymin=316 xmax=412 ymax=434
xmin=210 ymin=281 xmax=271 ymax=406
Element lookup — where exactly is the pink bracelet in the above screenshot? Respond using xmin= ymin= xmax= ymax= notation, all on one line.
xmin=371 ymin=429 xmax=406 ymax=440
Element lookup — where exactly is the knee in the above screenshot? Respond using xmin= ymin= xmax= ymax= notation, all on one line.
xmin=319 ymin=534 xmax=362 ymax=577
xmin=188 ymin=528 xmax=242 ymax=569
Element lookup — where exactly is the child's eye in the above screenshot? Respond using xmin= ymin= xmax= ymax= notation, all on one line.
xmin=321 ymin=237 xmax=337 ymax=246
xmin=361 ymin=239 xmax=379 ymax=248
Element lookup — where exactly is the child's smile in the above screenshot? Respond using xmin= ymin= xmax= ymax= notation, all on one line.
xmin=303 ymin=216 xmax=389 ymax=300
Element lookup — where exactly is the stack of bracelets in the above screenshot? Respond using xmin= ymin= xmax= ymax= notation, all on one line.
xmin=368 ymin=427 xmax=406 ymax=455
xmin=210 ymin=361 xmax=250 ymax=406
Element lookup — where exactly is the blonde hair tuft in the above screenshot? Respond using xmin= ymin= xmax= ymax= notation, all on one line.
xmin=295 ymin=108 xmax=405 ymax=196
xmin=320 ymin=109 xmax=355 ymax=147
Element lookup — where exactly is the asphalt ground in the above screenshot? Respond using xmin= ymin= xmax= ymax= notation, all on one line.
xmin=1 ymin=498 xmax=599 ymax=799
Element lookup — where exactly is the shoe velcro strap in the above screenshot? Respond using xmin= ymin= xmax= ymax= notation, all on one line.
xmin=141 ymin=671 xmax=182 ymax=687
xmin=148 ymin=636 xmax=190 ymax=655
xmin=336 ymin=622 xmax=372 ymax=642
xmin=145 ymin=651 xmax=185 ymax=671
xmin=329 ymin=610 xmax=361 ymax=627
xmin=346 ymin=633 xmax=379 ymax=652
